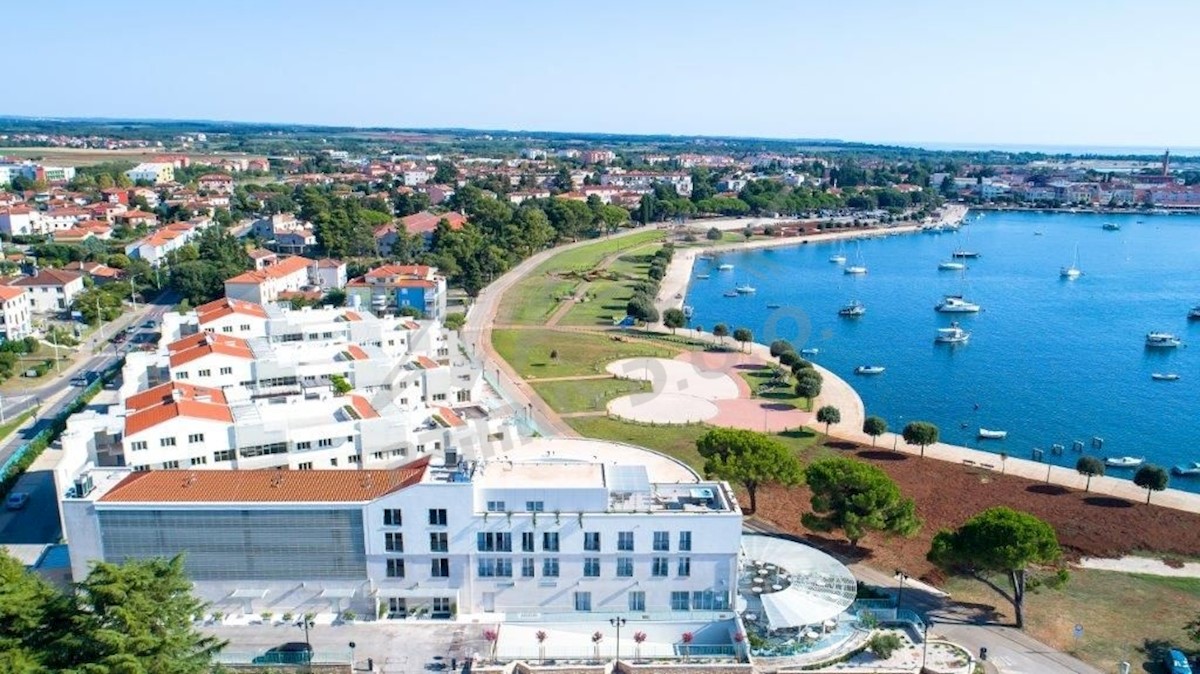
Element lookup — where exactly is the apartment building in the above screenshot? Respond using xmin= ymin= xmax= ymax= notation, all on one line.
xmin=12 ymin=268 xmax=84 ymax=313
xmin=0 ymin=286 xmax=32 ymax=341
xmin=61 ymin=438 xmax=742 ymax=621
xmin=223 ymin=255 xmax=314 ymax=304
xmin=125 ymin=162 xmax=176 ymax=185
xmin=124 ymin=218 xmax=212 ymax=267
xmin=345 ymin=264 xmax=448 ymax=320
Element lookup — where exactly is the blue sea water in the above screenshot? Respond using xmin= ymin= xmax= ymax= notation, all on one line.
xmin=685 ymin=211 xmax=1200 ymax=492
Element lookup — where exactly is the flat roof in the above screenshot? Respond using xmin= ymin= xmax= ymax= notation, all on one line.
xmin=474 ymin=462 xmax=603 ymax=489
xmin=491 ymin=437 xmax=699 ymax=484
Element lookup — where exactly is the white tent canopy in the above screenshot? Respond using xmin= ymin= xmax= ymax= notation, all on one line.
xmin=739 ymin=534 xmax=857 ymax=629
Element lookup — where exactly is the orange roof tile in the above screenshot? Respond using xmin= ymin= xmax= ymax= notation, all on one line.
xmin=99 ymin=458 xmax=430 ymax=503
xmin=0 ymin=286 xmax=26 ymax=302
xmin=416 ymin=355 xmax=439 ymax=369
xmin=398 ymin=211 xmax=466 ymax=235
xmin=436 ymin=406 xmax=465 ymax=428
xmin=167 ymin=333 xmax=254 ymax=367
xmin=13 ymin=269 xmax=82 ymax=287
xmin=195 ymin=297 xmax=269 ymax=323
xmin=348 ymin=395 xmax=380 ymax=419
xmin=124 ymin=399 xmax=233 ymax=437
xmin=345 ymin=345 xmax=369 ymax=361
xmin=225 ymin=256 xmax=313 ymax=285
xmin=126 ymin=381 xmax=228 ymax=412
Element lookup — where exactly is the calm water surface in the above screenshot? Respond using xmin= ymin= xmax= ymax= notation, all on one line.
xmin=685 ymin=211 xmax=1200 ymax=491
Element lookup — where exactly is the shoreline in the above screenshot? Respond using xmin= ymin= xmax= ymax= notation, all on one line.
xmin=654 ymin=204 xmax=1200 ymax=514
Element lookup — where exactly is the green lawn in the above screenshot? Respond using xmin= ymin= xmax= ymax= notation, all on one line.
xmin=529 ymin=377 xmax=651 ymax=414
xmin=531 ymin=230 xmax=664 ymax=274
xmin=492 ymin=330 xmax=680 ymax=379
xmin=739 ymin=367 xmax=813 ymax=412
xmin=0 ymin=409 xmax=36 ymax=442
xmin=556 ymin=243 xmax=664 ymax=327
xmin=941 ymin=569 xmax=1200 ymax=674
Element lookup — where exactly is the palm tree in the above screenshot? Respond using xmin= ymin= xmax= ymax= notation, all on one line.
xmin=681 ymin=631 xmax=694 ymax=662
xmin=591 ymin=631 xmax=603 ymax=662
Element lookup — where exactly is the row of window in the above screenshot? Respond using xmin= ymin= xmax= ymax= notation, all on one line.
xmin=381 ymin=555 xmax=693 ymax=580
xmin=383 ymin=512 xmax=694 ymax=554
xmin=575 ymin=590 xmax=725 ymax=612
xmin=129 ymin=433 xmax=206 ymax=451
xmin=175 ymin=366 xmax=234 ymax=379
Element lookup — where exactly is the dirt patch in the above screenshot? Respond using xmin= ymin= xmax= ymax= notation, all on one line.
xmin=752 ymin=449 xmax=1200 ymax=582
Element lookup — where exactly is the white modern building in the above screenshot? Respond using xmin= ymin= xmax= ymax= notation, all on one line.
xmin=125 ymin=162 xmax=176 ymax=185
xmin=61 ymin=437 xmax=742 ymax=621
xmin=12 ymin=268 xmax=85 ymax=313
xmin=0 ymin=286 xmax=32 ymax=341
xmin=345 ymin=264 xmax=448 ymax=321
xmin=224 ymin=256 xmax=314 ymax=304
xmin=124 ymin=218 xmax=213 ymax=267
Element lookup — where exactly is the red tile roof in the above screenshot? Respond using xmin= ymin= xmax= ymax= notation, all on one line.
xmin=195 ymin=297 xmax=269 ymax=324
xmin=225 ymin=256 xmax=313 ymax=285
xmin=364 ymin=264 xmax=433 ymax=280
xmin=13 ymin=269 xmax=82 ymax=287
xmin=436 ymin=406 xmax=465 ymax=428
xmin=0 ymin=286 xmax=26 ymax=302
xmin=348 ymin=395 xmax=380 ymax=419
xmin=344 ymin=345 xmax=369 ymax=361
xmin=99 ymin=457 xmax=430 ymax=503
xmin=398 ymin=211 xmax=466 ymax=235
xmin=126 ymin=381 xmax=228 ymax=412
xmin=167 ymin=333 xmax=254 ymax=367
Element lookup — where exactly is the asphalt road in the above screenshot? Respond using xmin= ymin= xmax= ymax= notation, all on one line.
xmin=0 ymin=291 xmax=177 ymax=547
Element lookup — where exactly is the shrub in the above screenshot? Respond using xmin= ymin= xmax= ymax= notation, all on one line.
xmin=868 ymin=632 xmax=904 ymax=659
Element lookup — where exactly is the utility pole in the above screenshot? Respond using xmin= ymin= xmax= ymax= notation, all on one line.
xmin=129 ymin=274 xmax=138 ymax=311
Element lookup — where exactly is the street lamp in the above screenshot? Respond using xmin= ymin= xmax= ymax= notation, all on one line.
xmin=609 ymin=617 xmax=626 ymax=663
xmin=295 ymin=616 xmax=315 ymax=648
xmin=894 ymin=569 xmax=909 ymax=610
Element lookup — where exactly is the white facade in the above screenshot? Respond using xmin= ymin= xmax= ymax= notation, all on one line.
xmin=125 ymin=162 xmax=175 ymax=185
xmin=14 ymin=270 xmax=85 ymax=313
xmin=224 ymin=256 xmax=314 ymax=304
xmin=0 ymin=287 xmax=32 ymax=341
xmin=0 ymin=208 xmax=35 ymax=236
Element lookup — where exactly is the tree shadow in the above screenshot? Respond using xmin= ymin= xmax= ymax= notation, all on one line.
xmin=1139 ymin=638 xmax=1174 ymax=672
xmin=857 ymin=450 xmax=908 ymax=462
xmin=1083 ymin=496 xmax=1135 ymax=508
xmin=825 ymin=440 xmax=860 ymax=451
xmin=760 ymin=391 xmax=798 ymax=401
xmin=759 ymin=402 xmax=797 ymax=412
xmin=780 ymin=428 xmax=817 ymax=441
xmin=798 ymin=533 xmax=873 ymax=563
xmin=1026 ymin=484 xmax=1071 ymax=496
xmin=736 ymin=363 xmax=769 ymax=372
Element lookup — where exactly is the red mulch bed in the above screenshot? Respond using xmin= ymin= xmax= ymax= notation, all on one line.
xmin=751 ymin=441 xmax=1200 ymax=584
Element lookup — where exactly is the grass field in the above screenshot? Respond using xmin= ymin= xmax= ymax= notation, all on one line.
xmin=531 ymin=230 xmax=664 ymax=274
xmin=0 ymin=147 xmax=259 ymax=167
xmin=491 ymin=329 xmax=679 ymax=379
xmin=528 ymin=377 xmax=651 ymax=414
xmin=942 ymin=569 xmax=1200 ymax=673
xmin=0 ymin=409 xmax=36 ymax=442
xmin=558 ymin=245 xmax=662 ymax=327
xmin=739 ymin=367 xmax=813 ymax=412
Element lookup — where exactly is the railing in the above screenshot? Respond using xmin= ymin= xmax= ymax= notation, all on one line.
xmin=493 ymin=645 xmax=738 ymax=662
xmin=213 ymin=649 xmax=351 ymax=665
xmin=502 ymin=609 xmax=735 ymax=623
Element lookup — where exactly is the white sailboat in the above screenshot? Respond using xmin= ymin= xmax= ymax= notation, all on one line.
xmin=1060 ymin=245 xmax=1082 ymax=279
xmin=843 ymin=242 xmax=867 ymax=275
xmin=829 ymin=242 xmax=847 ymax=264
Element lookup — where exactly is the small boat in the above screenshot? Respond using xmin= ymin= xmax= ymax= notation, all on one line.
xmin=1102 ymin=222 xmax=1121 ymax=231
xmin=1060 ymin=244 xmax=1082 ymax=279
xmin=1145 ymin=332 xmax=1182 ymax=348
xmin=695 ymin=274 xmax=711 ymax=280
xmin=1172 ymin=462 xmax=1200 ymax=476
xmin=977 ymin=428 xmax=1008 ymax=440
xmin=1188 ymin=305 xmax=1200 ymax=320
xmin=718 ymin=263 xmax=734 ymax=271
xmin=951 ymin=250 xmax=980 ymax=259
xmin=800 ymin=348 xmax=819 ymax=356
xmin=1034 ymin=231 xmax=1044 ymax=236
xmin=766 ymin=303 xmax=782 ymax=309
xmin=1105 ymin=456 xmax=1144 ymax=468
xmin=735 ymin=284 xmax=756 ymax=294
xmin=1151 ymin=373 xmax=1180 ymax=381
xmin=854 ymin=365 xmax=885 ymax=375
xmin=938 ymin=260 xmax=966 ymax=271
xmin=722 ymin=291 xmax=739 ymax=298
xmin=935 ymin=295 xmax=981 ymax=313
xmin=829 ymin=254 xmax=847 ymax=264
xmin=935 ymin=322 xmax=970 ymax=344
xmin=844 ymin=264 xmax=868 ymax=275
xmin=838 ymin=300 xmax=865 ymax=317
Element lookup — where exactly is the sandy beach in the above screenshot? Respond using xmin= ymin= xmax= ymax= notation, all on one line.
xmin=651 ymin=204 xmax=1200 ymax=515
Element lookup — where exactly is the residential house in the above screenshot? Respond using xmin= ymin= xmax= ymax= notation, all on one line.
xmin=273 ymin=228 xmax=316 ymax=255
xmin=247 ymin=248 xmax=278 ymax=270
xmin=64 ymin=261 xmax=124 ymax=285
xmin=197 ymin=174 xmax=234 ymax=194
xmin=115 ymin=210 xmax=158 ymax=228
xmin=125 ymin=219 xmax=212 ymax=267
xmin=0 ymin=207 xmax=35 ymax=236
xmin=312 ymin=258 xmax=347 ymax=290
xmin=125 ymin=163 xmax=175 ymax=185
xmin=345 ymin=264 xmax=447 ymax=320
xmin=224 ymin=255 xmax=314 ymax=304
xmin=13 ymin=268 xmax=84 ymax=313
xmin=0 ymin=286 xmax=32 ymax=341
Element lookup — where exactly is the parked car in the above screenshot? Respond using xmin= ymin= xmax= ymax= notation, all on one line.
xmin=5 ymin=492 xmax=29 ymax=510
xmin=253 ymin=642 xmax=313 ymax=665
xmin=1167 ymin=649 xmax=1193 ymax=674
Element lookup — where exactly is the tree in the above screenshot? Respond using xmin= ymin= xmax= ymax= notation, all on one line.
xmin=794 ymin=369 xmax=822 ymax=400
xmin=535 ymin=630 xmax=548 ymax=664
xmin=802 ymin=457 xmax=921 ymax=548
xmin=170 ymin=260 xmax=226 ymax=306
xmin=928 ymin=507 xmax=1061 ymax=628
xmin=330 ymin=374 xmax=352 ymax=396
xmin=626 ymin=296 xmax=659 ymax=324
xmin=769 ymin=339 xmax=794 ymax=357
xmin=902 ymin=421 xmax=939 ymax=458
xmin=696 ymin=428 xmax=804 ymax=513
xmin=706 ymin=227 xmax=722 ymax=241
xmin=322 ymin=288 xmax=347 ymax=308
xmin=444 ymin=312 xmax=467 ymax=332
xmin=663 ymin=308 xmax=686 ymax=334
xmin=1075 ymin=456 xmax=1104 ymax=492
xmin=863 ymin=416 xmax=888 ymax=447
xmin=0 ymin=550 xmax=62 ymax=670
xmin=868 ymin=633 xmax=903 ymax=659
xmin=816 ymin=405 xmax=841 ymax=435
xmin=1133 ymin=464 xmax=1169 ymax=504
xmin=712 ymin=323 xmax=729 ymax=344
xmin=732 ymin=327 xmax=752 ymax=352
xmin=432 ymin=160 xmax=458 ymax=185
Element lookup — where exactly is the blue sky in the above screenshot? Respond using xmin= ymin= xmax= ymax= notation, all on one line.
xmin=7 ymin=1 xmax=1199 ymax=147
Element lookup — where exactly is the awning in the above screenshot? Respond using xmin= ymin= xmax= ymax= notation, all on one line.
xmin=375 ymin=588 xmax=458 ymax=599
xmin=229 ymin=588 xmax=269 ymax=599
xmin=319 ymin=588 xmax=357 ymax=599
xmin=740 ymin=534 xmax=857 ymax=628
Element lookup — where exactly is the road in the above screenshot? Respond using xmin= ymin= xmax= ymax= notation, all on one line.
xmin=0 ymin=291 xmax=178 ymax=547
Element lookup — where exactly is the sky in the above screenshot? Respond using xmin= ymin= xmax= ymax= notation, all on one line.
xmin=7 ymin=0 xmax=1200 ymax=148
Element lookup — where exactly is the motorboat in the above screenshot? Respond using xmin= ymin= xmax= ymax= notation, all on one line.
xmin=854 ymin=365 xmax=885 ymax=375
xmin=718 ymin=263 xmax=734 ymax=271
xmin=695 ymin=273 xmax=710 ymax=280
xmin=844 ymin=264 xmax=868 ymax=275
xmin=1151 ymin=373 xmax=1180 ymax=381
xmin=1145 ymin=332 xmax=1182 ymax=348
xmin=800 ymin=348 xmax=820 ymax=356
xmin=723 ymin=291 xmax=739 ymax=298
xmin=935 ymin=322 xmax=970 ymax=344
xmin=1034 ymin=231 xmax=1044 ymax=236
xmin=766 ymin=303 xmax=782 ymax=309
xmin=1188 ymin=305 xmax=1200 ymax=320
xmin=935 ymin=295 xmax=981 ymax=313
xmin=938 ymin=260 xmax=966 ymax=271
xmin=838 ymin=300 xmax=866 ymax=317
xmin=1172 ymin=462 xmax=1200 ymax=476
xmin=951 ymin=250 xmax=980 ymax=259
xmin=829 ymin=253 xmax=847 ymax=264
xmin=1060 ymin=244 xmax=1082 ymax=279
xmin=735 ymin=284 xmax=756 ymax=294
xmin=977 ymin=428 xmax=1008 ymax=440
xmin=1105 ymin=456 xmax=1144 ymax=468
xmin=1102 ymin=222 xmax=1121 ymax=231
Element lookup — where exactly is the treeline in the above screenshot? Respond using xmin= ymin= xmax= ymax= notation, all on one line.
xmin=625 ymin=245 xmax=673 ymax=323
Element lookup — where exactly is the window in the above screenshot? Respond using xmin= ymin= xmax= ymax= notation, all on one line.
xmin=574 ymin=591 xmax=592 ymax=611
xmin=385 ymin=532 xmax=403 ymax=552
xmin=679 ymin=531 xmax=692 ymax=552
xmin=430 ymin=532 xmax=448 ymax=552
xmin=671 ymin=591 xmax=690 ymax=611
xmin=477 ymin=558 xmax=512 ymax=577
xmin=329 ymin=458 xmax=337 ymax=467
xmin=432 ymin=597 xmax=451 ymax=614
xmin=318 ymin=438 xmax=333 ymax=448
xmin=430 ymin=558 xmax=450 ymax=577
xmin=692 ymin=590 xmax=724 ymax=610
xmin=221 ymin=326 xmax=232 ymax=333
xmin=584 ymin=558 xmax=600 ymax=577
xmin=386 ymin=558 xmax=405 ymax=578
xmin=197 ymin=369 xmax=211 ymax=377
xmin=387 ymin=597 xmax=406 ymax=617
xmin=486 ymin=500 xmax=506 ymax=513
xmin=521 ymin=558 xmax=535 ymax=578
xmin=189 ymin=456 xmax=207 ymax=466
xmin=347 ymin=455 xmax=360 ymax=464
xmin=525 ymin=501 xmax=544 ymax=512
xmin=678 ymin=557 xmax=691 ymax=577
xmin=383 ymin=509 xmax=402 ymax=526
xmin=617 ymin=557 xmax=634 ymax=577
xmin=160 ymin=437 xmax=176 ymax=447
xmin=219 ymin=367 xmax=232 ymax=375
xmin=213 ymin=449 xmax=234 ymax=462
xmin=628 ymin=591 xmax=645 ymax=612
xmin=131 ymin=441 xmax=147 ymax=451
xmin=652 ymin=557 xmax=669 ymax=577
xmin=653 ymin=531 xmax=670 ymax=551
xmin=583 ymin=532 xmax=600 ymax=551
xmin=542 ymin=558 xmax=559 ymax=577
xmin=429 ymin=509 xmax=447 ymax=526
xmin=618 ymin=531 xmax=634 ymax=551
xmin=176 ymin=372 xmax=188 ymax=379
xmin=188 ymin=433 xmax=205 ymax=444
xmin=476 ymin=532 xmax=511 ymax=552
xmin=521 ymin=532 xmax=535 ymax=552
xmin=241 ymin=324 xmax=250 ymax=331
xmin=542 ymin=532 xmax=559 ymax=552
xmin=162 ymin=460 xmax=180 ymax=469
xmin=297 ymin=462 xmax=313 ymax=470
xmin=296 ymin=441 xmax=312 ymax=450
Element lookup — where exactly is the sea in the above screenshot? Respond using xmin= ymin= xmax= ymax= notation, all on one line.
xmin=684 ymin=211 xmax=1200 ymax=492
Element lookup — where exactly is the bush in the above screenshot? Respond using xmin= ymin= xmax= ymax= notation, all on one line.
xmin=778 ymin=350 xmax=800 ymax=367
xmin=867 ymin=632 xmax=904 ymax=659
xmin=705 ymin=227 xmax=722 ymax=241
xmin=769 ymin=339 xmax=794 ymax=357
